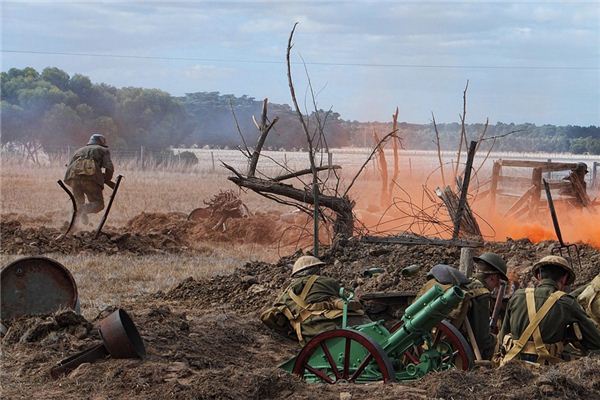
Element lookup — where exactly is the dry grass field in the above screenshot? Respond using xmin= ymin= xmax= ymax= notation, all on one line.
xmin=2 ymin=150 xmax=600 ymax=399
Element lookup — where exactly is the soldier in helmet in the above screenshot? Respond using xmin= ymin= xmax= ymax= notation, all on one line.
xmin=561 ymin=162 xmax=589 ymax=205
xmin=261 ymin=256 xmax=369 ymax=344
xmin=64 ymin=134 xmax=114 ymax=225
xmin=415 ymin=252 xmax=508 ymax=360
xmin=499 ymin=256 xmax=600 ymax=365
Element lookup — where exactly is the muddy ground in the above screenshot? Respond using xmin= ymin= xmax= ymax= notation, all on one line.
xmin=2 ymin=212 xmax=600 ymax=399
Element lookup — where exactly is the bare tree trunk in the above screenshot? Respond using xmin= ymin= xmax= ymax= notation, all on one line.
xmin=373 ymin=130 xmax=389 ymax=208
xmin=432 ymin=112 xmax=446 ymax=187
xmin=389 ymin=107 xmax=400 ymax=203
xmin=454 ymin=80 xmax=469 ymax=179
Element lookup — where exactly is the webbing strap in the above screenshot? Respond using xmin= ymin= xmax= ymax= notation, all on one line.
xmin=503 ymin=289 xmax=565 ymax=364
xmin=526 ymin=289 xmax=552 ymax=361
xmin=288 ymin=275 xmax=319 ymax=309
xmin=286 ymin=275 xmax=320 ymax=343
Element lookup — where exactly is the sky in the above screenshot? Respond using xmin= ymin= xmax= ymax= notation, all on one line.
xmin=1 ymin=0 xmax=599 ymax=125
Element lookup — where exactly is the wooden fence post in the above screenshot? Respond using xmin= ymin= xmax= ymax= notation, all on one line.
xmin=459 ymin=247 xmax=474 ymax=277
xmin=592 ymin=161 xmax=598 ymax=189
xmin=140 ymin=146 xmax=145 ymax=169
xmin=529 ymin=167 xmax=542 ymax=218
xmin=490 ymin=160 xmax=501 ymax=215
xmin=211 ymin=151 xmax=215 ymax=172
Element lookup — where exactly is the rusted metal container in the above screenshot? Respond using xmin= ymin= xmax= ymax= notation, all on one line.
xmin=1 ymin=256 xmax=78 ymax=320
xmin=99 ymin=309 xmax=146 ymax=358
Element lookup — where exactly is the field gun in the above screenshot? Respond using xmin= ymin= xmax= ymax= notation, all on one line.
xmin=281 ymin=284 xmax=474 ymax=383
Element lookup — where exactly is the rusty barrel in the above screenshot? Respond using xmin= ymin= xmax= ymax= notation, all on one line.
xmin=1 ymin=256 xmax=78 ymax=320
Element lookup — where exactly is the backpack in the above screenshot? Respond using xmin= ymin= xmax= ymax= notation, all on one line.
xmin=578 ymin=275 xmax=600 ymax=326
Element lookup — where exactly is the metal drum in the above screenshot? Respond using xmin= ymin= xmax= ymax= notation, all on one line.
xmin=1 ymin=256 xmax=78 ymax=320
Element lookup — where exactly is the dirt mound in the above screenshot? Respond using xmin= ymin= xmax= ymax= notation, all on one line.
xmin=0 ymin=219 xmax=190 ymax=255
xmin=2 ymin=310 xmax=95 ymax=346
xmin=125 ymin=212 xmax=192 ymax=236
xmin=162 ymin=238 xmax=600 ymax=320
xmin=4 ymin=296 xmax=599 ymax=399
xmin=125 ymin=211 xmax=289 ymax=246
xmin=416 ymin=356 xmax=600 ymax=399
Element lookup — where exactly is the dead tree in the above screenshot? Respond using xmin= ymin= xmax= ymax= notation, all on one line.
xmin=373 ymin=130 xmax=389 ymax=208
xmin=224 ymin=24 xmax=357 ymax=250
xmin=389 ymin=107 xmax=401 ymax=201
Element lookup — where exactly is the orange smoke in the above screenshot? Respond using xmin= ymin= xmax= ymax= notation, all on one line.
xmin=475 ymin=195 xmax=600 ymax=248
xmin=349 ymin=166 xmax=600 ymax=249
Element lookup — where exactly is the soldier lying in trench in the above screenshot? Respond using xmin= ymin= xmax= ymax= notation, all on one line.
xmin=261 ymin=256 xmax=370 ymax=345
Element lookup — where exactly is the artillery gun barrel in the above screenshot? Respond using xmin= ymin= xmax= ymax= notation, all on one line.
xmin=383 ymin=285 xmax=464 ymax=353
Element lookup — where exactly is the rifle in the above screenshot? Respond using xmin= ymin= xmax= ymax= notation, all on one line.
xmin=489 ymin=281 xmax=506 ymax=334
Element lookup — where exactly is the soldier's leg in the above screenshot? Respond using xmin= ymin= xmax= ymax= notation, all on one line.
xmin=70 ymin=181 xmax=89 ymax=224
xmin=82 ymin=182 xmax=105 ymax=214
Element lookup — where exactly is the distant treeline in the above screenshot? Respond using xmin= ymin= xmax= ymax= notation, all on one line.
xmin=2 ymin=67 xmax=599 ymax=154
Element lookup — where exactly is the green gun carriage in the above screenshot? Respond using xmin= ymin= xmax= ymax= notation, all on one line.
xmin=281 ymin=284 xmax=474 ymax=383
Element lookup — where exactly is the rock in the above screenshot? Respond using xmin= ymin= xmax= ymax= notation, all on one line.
xmin=339 ymin=392 xmax=352 ymax=400
xmin=241 ymin=275 xmax=258 ymax=285
xmin=68 ymin=362 xmax=92 ymax=380
xmin=249 ymin=284 xmax=268 ymax=294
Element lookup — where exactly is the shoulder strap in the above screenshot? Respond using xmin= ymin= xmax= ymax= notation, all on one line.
xmin=526 ymin=288 xmax=552 ymax=360
xmin=503 ymin=289 xmax=565 ymax=363
xmin=288 ymin=275 xmax=319 ymax=309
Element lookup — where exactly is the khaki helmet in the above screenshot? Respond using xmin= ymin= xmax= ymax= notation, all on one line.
xmin=88 ymin=133 xmax=107 ymax=147
xmin=292 ymin=256 xmax=325 ymax=277
xmin=473 ymin=252 xmax=508 ymax=282
xmin=532 ymin=255 xmax=575 ymax=285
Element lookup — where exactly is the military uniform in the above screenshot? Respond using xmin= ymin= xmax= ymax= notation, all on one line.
xmin=500 ymin=278 xmax=600 ymax=365
xmin=418 ymin=275 xmax=495 ymax=359
xmin=268 ymin=274 xmax=368 ymax=344
xmin=64 ymin=143 xmax=114 ymax=215
xmin=574 ymin=274 xmax=600 ymax=326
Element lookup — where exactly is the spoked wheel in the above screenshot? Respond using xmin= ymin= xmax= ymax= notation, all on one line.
xmin=292 ymin=329 xmax=396 ymax=384
xmin=390 ymin=319 xmax=474 ymax=371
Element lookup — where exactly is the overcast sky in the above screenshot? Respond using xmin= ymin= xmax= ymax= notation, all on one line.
xmin=2 ymin=1 xmax=599 ymax=125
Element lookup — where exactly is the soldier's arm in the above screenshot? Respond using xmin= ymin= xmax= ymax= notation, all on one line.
xmin=570 ymin=299 xmax=600 ymax=351
xmin=102 ymin=150 xmax=114 ymax=182
xmin=469 ymin=294 xmax=496 ymax=360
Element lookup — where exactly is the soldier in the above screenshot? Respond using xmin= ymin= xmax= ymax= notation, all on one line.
xmin=572 ymin=274 xmax=600 ymax=327
xmin=416 ymin=253 xmax=508 ymax=360
xmin=64 ymin=134 xmax=114 ymax=225
xmin=499 ymin=256 xmax=600 ymax=365
xmin=260 ymin=256 xmax=368 ymax=344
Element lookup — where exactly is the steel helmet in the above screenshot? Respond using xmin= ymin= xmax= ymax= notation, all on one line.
xmin=88 ymin=133 xmax=107 ymax=147
xmin=575 ymin=162 xmax=588 ymax=174
xmin=473 ymin=252 xmax=508 ymax=282
xmin=532 ymin=255 xmax=575 ymax=285
xmin=292 ymin=256 xmax=325 ymax=277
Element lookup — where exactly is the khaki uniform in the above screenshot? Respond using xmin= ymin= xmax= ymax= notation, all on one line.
xmin=573 ymin=274 xmax=600 ymax=327
xmin=417 ymin=278 xmax=494 ymax=359
xmin=263 ymin=275 xmax=368 ymax=344
xmin=64 ymin=145 xmax=114 ymax=215
xmin=499 ymin=278 xmax=600 ymax=365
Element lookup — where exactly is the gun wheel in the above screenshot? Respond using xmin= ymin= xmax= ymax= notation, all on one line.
xmin=391 ymin=319 xmax=474 ymax=371
xmin=292 ymin=329 xmax=395 ymax=384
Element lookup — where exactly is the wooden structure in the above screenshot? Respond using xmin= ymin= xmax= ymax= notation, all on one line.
xmin=487 ymin=160 xmax=590 ymax=218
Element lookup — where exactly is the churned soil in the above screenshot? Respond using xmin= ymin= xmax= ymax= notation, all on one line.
xmin=0 ymin=211 xmax=292 ymax=255
xmin=3 ymin=219 xmax=600 ymax=399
